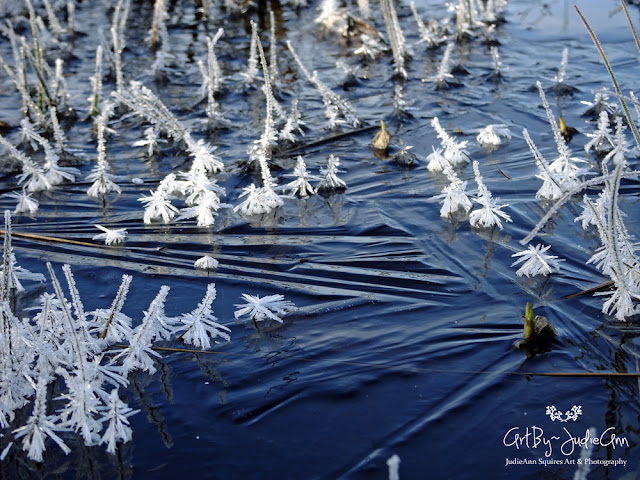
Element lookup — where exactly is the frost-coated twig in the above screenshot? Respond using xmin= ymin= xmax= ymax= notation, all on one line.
xmin=87 ymin=115 xmax=121 ymax=197
xmin=89 ymin=45 xmax=103 ymax=117
xmin=269 ymin=11 xmax=279 ymax=89
xmin=554 ymin=47 xmax=568 ymax=84
xmin=520 ymin=169 xmax=640 ymax=245
xmin=111 ymin=0 xmax=130 ymax=94
xmin=286 ymin=40 xmax=360 ymax=128
xmin=148 ymin=0 xmax=168 ymax=49
xmin=379 ymin=0 xmax=407 ymax=78
xmin=199 ymin=29 xmax=224 ymax=123
xmin=522 ymin=128 xmax=564 ymax=200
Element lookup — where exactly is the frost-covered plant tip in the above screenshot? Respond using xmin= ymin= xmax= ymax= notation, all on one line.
xmin=469 ymin=161 xmax=511 ymax=230
xmin=511 ymin=244 xmax=564 ymax=278
xmin=234 ymin=293 xmax=298 ymax=326
xmin=92 ymin=225 xmax=127 ymax=245
xmin=476 ymin=124 xmax=511 ymax=149
xmin=428 ymin=117 xmax=469 ymax=172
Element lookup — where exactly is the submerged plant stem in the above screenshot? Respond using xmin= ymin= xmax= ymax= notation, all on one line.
xmin=0 ymin=230 xmax=98 ymax=247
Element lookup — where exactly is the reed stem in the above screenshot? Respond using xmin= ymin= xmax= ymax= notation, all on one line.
xmin=575 ymin=5 xmax=640 ymax=148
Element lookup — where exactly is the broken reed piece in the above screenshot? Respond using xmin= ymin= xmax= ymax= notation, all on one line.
xmin=514 ymin=302 xmax=557 ymax=351
xmin=371 ymin=120 xmax=391 ymax=152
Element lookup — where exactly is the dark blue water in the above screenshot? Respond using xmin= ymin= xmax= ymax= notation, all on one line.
xmin=1 ymin=0 xmax=639 ymax=478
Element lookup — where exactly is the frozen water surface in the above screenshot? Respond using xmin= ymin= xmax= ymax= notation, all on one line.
xmin=0 ymin=0 xmax=639 ymax=478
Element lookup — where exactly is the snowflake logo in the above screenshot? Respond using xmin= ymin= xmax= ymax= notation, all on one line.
xmin=546 ymin=405 xmax=582 ymax=422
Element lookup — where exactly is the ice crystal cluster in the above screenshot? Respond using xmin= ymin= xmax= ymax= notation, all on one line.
xmin=0 ymin=209 xmax=299 ymax=460
xmin=0 ymin=214 xmax=233 ymax=461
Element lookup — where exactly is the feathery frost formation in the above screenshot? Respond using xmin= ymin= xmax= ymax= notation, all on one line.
xmin=0 ymin=210 xmax=240 ymax=461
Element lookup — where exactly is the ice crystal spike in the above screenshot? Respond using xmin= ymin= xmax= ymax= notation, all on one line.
xmin=318 ymin=154 xmax=347 ymax=192
xmin=87 ymin=115 xmax=121 ymax=198
xmin=536 ymin=81 xmax=587 ymax=184
xmin=200 ymin=29 xmax=225 ymax=124
xmin=1 ymin=211 xmax=45 ymax=294
xmin=435 ymin=166 xmax=472 ymax=218
xmin=13 ymin=375 xmax=70 ymax=462
xmin=522 ymin=128 xmax=565 ymax=201
xmin=430 ymin=117 xmax=469 ymax=168
xmin=6 ymin=190 xmax=39 ymax=215
xmin=98 ymin=389 xmax=139 ymax=454
xmin=178 ymin=284 xmax=230 ymax=349
xmin=490 ymin=46 xmax=502 ymax=77
xmin=511 ymin=244 xmax=564 ymax=277
xmin=92 ymin=225 xmax=127 ymax=245
xmin=112 ymin=285 xmax=174 ymax=375
xmin=92 ymin=274 xmax=133 ymax=342
xmin=554 ymin=47 xmax=569 ymax=84
xmin=584 ymin=111 xmax=614 ymax=155
xmin=281 ymin=156 xmax=318 ymax=198
xmin=380 ymin=0 xmax=407 ymax=79
xmin=287 ymin=40 xmax=360 ymax=128
xmin=411 ymin=2 xmax=437 ymax=49
xmin=110 ymin=0 xmax=130 ymax=94
xmin=234 ymin=293 xmax=297 ymax=324
xmin=269 ymin=11 xmax=280 ymax=90
xmin=424 ymin=42 xmax=454 ymax=89
xmin=469 ymin=161 xmax=511 ymax=229
xmin=241 ymin=28 xmax=258 ymax=86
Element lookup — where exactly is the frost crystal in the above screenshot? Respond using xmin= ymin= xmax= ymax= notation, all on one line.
xmin=511 ymin=244 xmax=564 ymax=277
xmin=6 ymin=191 xmax=39 ymax=215
xmin=194 ymin=255 xmax=219 ymax=271
xmin=469 ymin=161 xmax=511 ymax=229
xmin=138 ymin=187 xmax=179 ymax=224
xmin=177 ymin=284 xmax=230 ymax=349
xmin=92 ymin=225 xmax=127 ymax=245
xmin=584 ymin=111 xmax=614 ymax=155
xmin=476 ymin=124 xmax=511 ymax=148
xmin=430 ymin=117 xmax=469 ymax=168
xmin=317 ymin=154 xmax=346 ymax=192
xmin=282 ymin=156 xmax=318 ymax=198
xmin=234 ymin=293 xmax=298 ymax=324
xmin=436 ymin=166 xmax=472 ymax=218
xmin=97 ymin=389 xmax=139 ymax=454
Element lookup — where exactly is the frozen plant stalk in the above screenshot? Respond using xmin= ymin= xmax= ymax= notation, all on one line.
xmin=436 ymin=165 xmax=472 ymax=218
xmin=424 ymin=42 xmax=454 ymax=89
xmin=379 ymin=0 xmax=407 ymax=78
xmin=87 ymin=115 xmax=121 ymax=197
xmin=317 ymin=154 xmax=346 ymax=191
xmin=287 ymin=40 xmax=360 ymax=129
xmin=199 ymin=29 xmax=224 ymax=123
xmin=469 ymin=161 xmax=511 ymax=229
xmin=177 ymin=284 xmax=230 ymax=349
xmin=282 ymin=156 xmax=318 ymax=198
